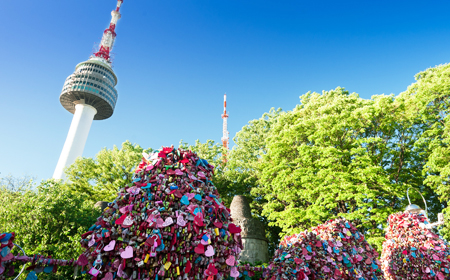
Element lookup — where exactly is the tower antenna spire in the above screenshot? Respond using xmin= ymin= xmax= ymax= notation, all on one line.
xmin=94 ymin=0 xmax=124 ymax=64
xmin=221 ymin=94 xmax=229 ymax=162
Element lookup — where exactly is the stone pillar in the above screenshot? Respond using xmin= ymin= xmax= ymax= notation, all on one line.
xmin=95 ymin=201 xmax=109 ymax=211
xmin=230 ymin=195 xmax=269 ymax=264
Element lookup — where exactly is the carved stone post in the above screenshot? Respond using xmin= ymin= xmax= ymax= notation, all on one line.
xmin=94 ymin=201 xmax=109 ymax=211
xmin=230 ymin=195 xmax=269 ymax=264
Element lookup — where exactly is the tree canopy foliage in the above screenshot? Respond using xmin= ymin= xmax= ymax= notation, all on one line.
xmin=65 ymin=140 xmax=152 ymax=202
xmin=0 ymin=179 xmax=99 ymax=279
xmin=224 ymin=108 xmax=284 ymax=254
xmin=0 ymin=175 xmax=35 ymax=192
xmin=251 ymin=69 xmax=450 ymax=249
xmin=402 ymin=64 xmax=450 ymax=240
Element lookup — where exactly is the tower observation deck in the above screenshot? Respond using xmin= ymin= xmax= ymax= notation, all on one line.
xmin=59 ymin=58 xmax=118 ymax=120
xmin=53 ymin=0 xmax=124 ymax=180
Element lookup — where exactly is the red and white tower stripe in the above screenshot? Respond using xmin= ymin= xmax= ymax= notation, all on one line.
xmin=94 ymin=0 xmax=124 ymax=63
xmin=221 ymin=94 xmax=229 ymax=158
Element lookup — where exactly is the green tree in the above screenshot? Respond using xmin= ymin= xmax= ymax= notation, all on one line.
xmin=0 ymin=142 xmax=151 ymax=279
xmin=179 ymin=139 xmax=223 ymax=169
xmin=401 ymin=63 xmax=450 ymax=240
xmin=256 ymin=87 xmax=443 ymax=250
xmin=65 ymin=141 xmax=152 ymax=202
xmin=226 ymin=108 xmax=282 ymax=205
xmin=0 ymin=179 xmax=99 ymax=279
xmin=180 ymin=110 xmax=284 ymax=256
xmin=0 ymin=174 xmax=35 ymax=192
xmin=178 ymin=139 xmax=235 ymax=205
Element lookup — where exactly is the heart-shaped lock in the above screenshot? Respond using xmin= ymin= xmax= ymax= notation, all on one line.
xmin=205 ymin=245 xmax=214 ymax=257
xmin=104 ymin=240 xmax=115 ymax=251
xmin=115 ymin=214 xmax=127 ymax=225
xmin=101 ymin=272 xmax=113 ymax=280
xmin=43 ymin=265 xmax=54 ymax=274
xmin=177 ymin=215 xmax=187 ymax=227
xmin=206 ymin=263 xmax=218 ymax=275
xmin=119 ymin=205 xmax=128 ymax=214
xmin=121 ymin=246 xmax=133 ymax=259
xmin=1 ymin=252 xmax=13 ymax=261
xmin=228 ymin=223 xmax=241 ymax=234
xmin=184 ymin=260 xmax=192 ymax=273
xmin=162 ymin=217 xmax=173 ymax=227
xmin=122 ymin=215 xmax=134 ymax=227
xmin=155 ymin=218 xmax=164 ymax=228
xmin=186 ymin=193 xmax=195 ymax=200
xmin=194 ymin=214 xmax=204 ymax=227
xmin=0 ymin=247 xmax=10 ymax=257
xmin=25 ymin=271 xmax=38 ymax=280
xmin=117 ymin=263 xmax=126 ymax=278
xmin=180 ymin=195 xmax=189 ymax=205
xmin=226 ymin=255 xmax=235 ymax=266
xmin=194 ymin=244 xmax=205 ymax=254
xmin=230 ymin=266 xmax=239 ymax=278
xmin=77 ymin=254 xmax=88 ymax=266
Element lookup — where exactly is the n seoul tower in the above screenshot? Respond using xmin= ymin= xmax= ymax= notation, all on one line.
xmin=53 ymin=0 xmax=124 ymax=179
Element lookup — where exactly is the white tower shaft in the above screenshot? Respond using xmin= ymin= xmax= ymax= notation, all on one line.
xmin=53 ymin=104 xmax=97 ymax=179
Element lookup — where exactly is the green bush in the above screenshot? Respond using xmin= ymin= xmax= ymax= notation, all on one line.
xmin=0 ymin=179 xmax=100 ymax=279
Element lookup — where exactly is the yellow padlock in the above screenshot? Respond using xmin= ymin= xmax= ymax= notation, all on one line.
xmin=144 ymin=254 xmax=150 ymax=264
xmin=176 ymin=266 xmax=180 ymax=275
xmin=214 ymin=228 xmax=219 ymax=236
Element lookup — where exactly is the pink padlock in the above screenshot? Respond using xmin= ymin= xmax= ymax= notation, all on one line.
xmin=88 ymin=265 xmax=101 ymax=277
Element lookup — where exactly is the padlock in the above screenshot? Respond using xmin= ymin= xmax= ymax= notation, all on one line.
xmin=88 ymin=265 xmax=101 ymax=277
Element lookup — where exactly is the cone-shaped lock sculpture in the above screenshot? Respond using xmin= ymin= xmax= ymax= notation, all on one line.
xmin=78 ymin=147 xmax=243 ymax=279
xmin=381 ymin=212 xmax=450 ymax=279
xmin=263 ymin=218 xmax=384 ymax=279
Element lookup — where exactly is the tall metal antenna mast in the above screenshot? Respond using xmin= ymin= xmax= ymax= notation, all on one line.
xmin=221 ymin=94 xmax=229 ymax=162
xmin=94 ymin=0 xmax=124 ymax=63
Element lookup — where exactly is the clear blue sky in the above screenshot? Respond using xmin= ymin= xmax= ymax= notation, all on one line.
xmin=1 ymin=0 xmax=450 ymax=182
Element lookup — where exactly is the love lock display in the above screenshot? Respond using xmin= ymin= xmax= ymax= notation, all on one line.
xmin=77 ymin=147 xmax=243 ymax=279
xmin=380 ymin=188 xmax=450 ymax=280
xmin=263 ymin=218 xmax=383 ymax=280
